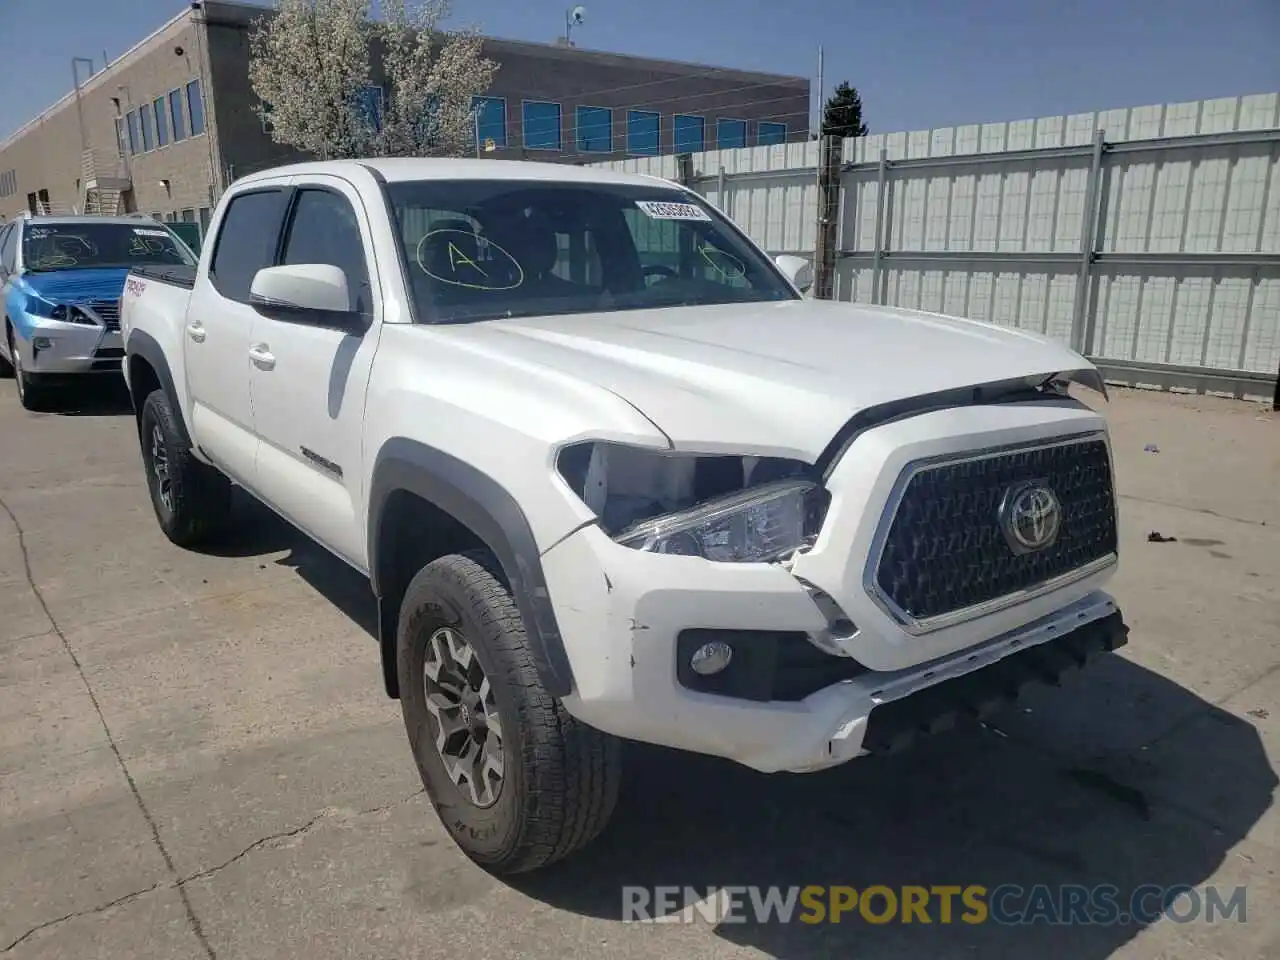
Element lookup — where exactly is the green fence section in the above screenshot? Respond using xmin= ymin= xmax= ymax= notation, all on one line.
xmin=168 ymin=221 xmax=203 ymax=254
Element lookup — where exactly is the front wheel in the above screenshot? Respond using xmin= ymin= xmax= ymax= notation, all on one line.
xmin=8 ymin=332 xmax=52 ymax=411
xmin=138 ymin=388 xmax=231 ymax=547
xmin=398 ymin=551 xmax=621 ymax=875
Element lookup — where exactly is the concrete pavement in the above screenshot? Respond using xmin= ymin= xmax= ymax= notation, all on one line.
xmin=1 ymin=380 xmax=1276 ymax=959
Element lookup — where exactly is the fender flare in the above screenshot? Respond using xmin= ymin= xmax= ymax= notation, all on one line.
xmin=368 ymin=438 xmax=575 ymax=699
xmin=125 ymin=329 xmax=191 ymax=446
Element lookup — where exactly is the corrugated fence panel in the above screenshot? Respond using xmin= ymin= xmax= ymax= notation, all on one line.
xmin=590 ymin=93 xmax=1280 ymax=393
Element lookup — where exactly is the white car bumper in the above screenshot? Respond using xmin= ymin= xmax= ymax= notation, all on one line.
xmin=14 ymin=318 xmax=123 ymax=376
xmin=542 ymin=399 xmax=1126 ymax=774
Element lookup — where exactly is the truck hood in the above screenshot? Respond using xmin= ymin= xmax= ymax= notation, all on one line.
xmin=471 ymin=299 xmax=1093 ymax=461
xmin=19 ymin=267 xmax=130 ymax=304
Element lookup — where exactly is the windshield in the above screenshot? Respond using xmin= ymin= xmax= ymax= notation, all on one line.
xmin=22 ymin=222 xmax=195 ymax=272
xmin=385 ymin=179 xmax=798 ymax=324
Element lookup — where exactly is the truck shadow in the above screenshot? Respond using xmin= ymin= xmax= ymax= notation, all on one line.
xmin=509 ymin=657 xmax=1274 ymax=958
xmin=219 ymin=494 xmax=1275 ymax=959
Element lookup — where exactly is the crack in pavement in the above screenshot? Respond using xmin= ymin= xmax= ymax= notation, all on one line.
xmin=2 ymin=884 xmax=164 ymax=954
xmin=177 ymin=789 xmax=426 ymax=887
xmin=0 ymin=495 xmax=217 ymax=959
xmin=1 ymin=788 xmax=425 ymax=953
xmin=1117 ymin=492 xmax=1273 ymax=528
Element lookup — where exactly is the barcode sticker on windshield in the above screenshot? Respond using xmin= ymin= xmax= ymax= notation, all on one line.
xmin=133 ymin=228 xmax=170 ymax=238
xmin=635 ymin=200 xmax=711 ymax=221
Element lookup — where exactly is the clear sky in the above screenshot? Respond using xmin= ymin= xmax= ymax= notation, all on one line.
xmin=2 ymin=0 xmax=1277 ymax=142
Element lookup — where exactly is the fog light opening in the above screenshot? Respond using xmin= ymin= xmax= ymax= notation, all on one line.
xmin=690 ymin=640 xmax=734 ymax=676
xmin=32 ymin=336 xmax=53 ymax=350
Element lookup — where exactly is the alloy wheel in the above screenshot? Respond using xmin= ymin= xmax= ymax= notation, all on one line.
xmin=422 ymin=626 xmax=505 ymax=808
xmin=149 ymin=423 xmax=173 ymax=513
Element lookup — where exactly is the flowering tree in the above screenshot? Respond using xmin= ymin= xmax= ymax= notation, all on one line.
xmin=248 ymin=0 xmax=498 ymax=161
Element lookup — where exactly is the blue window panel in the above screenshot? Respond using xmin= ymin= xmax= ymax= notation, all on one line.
xmin=575 ymin=105 xmax=612 ymax=153
xmin=472 ymin=96 xmax=506 ymax=149
xmin=186 ymin=79 xmax=205 ymax=136
xmin=356 ymin=85 xmax=384 ymax=131
xmin=627 ymin=110 xmax=659 ymax=156
xmin=169 ymin=89 xmax=186 ymax=141
xmin=126 ymin=111 xmax=140 ymax=154
xmin=674 ymin=114 xmax=705 ymax=153
xmin=153 ymin=97 xmax=168 ymax=147
xmin=717 ymin=118 xmax=746 ymax=149
xmin=757 ymin=121 xmax=787 ymax=145
xmin=523 ymin=101 xmax=561 ymax=150
xmin=140 ymin=106 xmax=154 ymax=151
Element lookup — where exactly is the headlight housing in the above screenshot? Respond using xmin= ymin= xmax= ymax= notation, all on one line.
xmin=615 ymin=479 xmax=828 ymax=562
xmin=25 ymin=299 xmax=96 ymax=325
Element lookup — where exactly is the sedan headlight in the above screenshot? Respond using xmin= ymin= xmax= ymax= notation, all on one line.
xmin=615 ymin=479 xmax=827 ymax=562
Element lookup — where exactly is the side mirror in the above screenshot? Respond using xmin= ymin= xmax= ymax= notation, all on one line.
xmin=249 ymin=264 xmax=361 ymax=328
xmin=774 ymin=254 xmax=813 ymax=294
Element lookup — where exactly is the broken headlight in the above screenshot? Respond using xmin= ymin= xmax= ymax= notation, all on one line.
xmin=615 ymin=480 xmax=828 ymax=562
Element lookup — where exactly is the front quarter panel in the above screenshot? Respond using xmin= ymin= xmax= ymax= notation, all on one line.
xmin=362 ymin=322 xmax=672 ymax=557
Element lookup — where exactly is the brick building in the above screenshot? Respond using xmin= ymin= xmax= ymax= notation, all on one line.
xmin=0 ymin=0 xmax=810 ymax=234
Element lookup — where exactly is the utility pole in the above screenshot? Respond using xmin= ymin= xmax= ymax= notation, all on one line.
xmin=71 ymin=56 xmax=95 ymax=160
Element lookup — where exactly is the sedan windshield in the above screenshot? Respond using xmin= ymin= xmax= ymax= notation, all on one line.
xmin=385 ymin=179 xmax=798 ymax=324
xmin=22 ymin=222 xmax=195 ymax=272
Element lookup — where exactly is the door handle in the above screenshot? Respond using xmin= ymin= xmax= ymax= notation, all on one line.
xmin=186 ymin=323 xmax=207 ymax=343
xmin=248 ymin=344 xmax=276 ymax=370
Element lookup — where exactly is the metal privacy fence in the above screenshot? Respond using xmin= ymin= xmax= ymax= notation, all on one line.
xmin=590 ymin=92 xmax=1280 ymax=401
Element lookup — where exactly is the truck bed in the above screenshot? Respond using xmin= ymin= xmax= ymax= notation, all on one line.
xmin=130 ymin=264 xmax=196 ymax=289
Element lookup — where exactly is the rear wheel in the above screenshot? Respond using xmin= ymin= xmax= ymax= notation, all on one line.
xmin=139 ymin=388 xmax=231 ymax=547
xmin=398 ymin=551 xmax=621 ymax=875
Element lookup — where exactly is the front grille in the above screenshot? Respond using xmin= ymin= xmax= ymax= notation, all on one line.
xmin=89 ymin=299 xmax=121 ymax=330
xmin=872 ymin=436 xmax=1117 ymax=627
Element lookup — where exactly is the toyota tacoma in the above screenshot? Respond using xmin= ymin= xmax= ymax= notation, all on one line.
xmin=119 ymin=158 xmax=1128 ymax=875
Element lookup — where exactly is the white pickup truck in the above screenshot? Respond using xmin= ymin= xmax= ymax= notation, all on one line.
xmin=120 ymin=158 xmax=1128 ymax=875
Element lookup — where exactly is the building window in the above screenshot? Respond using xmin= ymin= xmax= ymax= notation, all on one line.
xmin=140 ymin=106 xmax=154 ymax=151
xmin=187 ymin=79 xmax=205 ymax=136
xmin=674 ymin=114 xmax=705 ymax=153
xmin=356 ymin=86 xmax=383 ymax=132
xmin=471 ymin=96 xmax=506 ymax=149
xmin=115 ymin=118 xmax=127 ymax=157
xmin=163 ymin=212 xmax=177 ymax=222
xmin=757 ymin=121 xmax=787 ymax=145
xmin=575 ymin=105 xmax=612 ymax=153
xmin=169 ymin=89 xmax=186 ymax=141
xmin=717 ymin=118 xmax=747 ymax=149
xmin=126 ymin=110 xmax=140 ymax=154
xmin=181 ymin=209 xmax=196 ymax=222
xmin=198 ymin=207 xmax=211 ymax=232
xmin=153 ymin=97 xmax=168 ymax=147
xmin=522 ymin=101 xmax=561 ymax=150
xmin=627 ymin=110 xmax=659 ymax=156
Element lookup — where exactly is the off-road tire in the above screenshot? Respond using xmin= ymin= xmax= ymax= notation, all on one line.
xmin=139 ymin=388 xmax=231 ymax=547
xmin=398 ymin=551 xmax=621 ymax=875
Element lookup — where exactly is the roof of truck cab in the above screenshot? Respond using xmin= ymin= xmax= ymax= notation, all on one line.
xmin=233 ymin=157 xmax=678 ymax=189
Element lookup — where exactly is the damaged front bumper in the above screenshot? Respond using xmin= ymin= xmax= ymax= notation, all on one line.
xmin=542 ymin=522 xmax=1127 ymax=774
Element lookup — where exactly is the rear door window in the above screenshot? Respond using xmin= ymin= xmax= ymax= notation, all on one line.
xmin=209 ymin=189 xmax=288 ymax=302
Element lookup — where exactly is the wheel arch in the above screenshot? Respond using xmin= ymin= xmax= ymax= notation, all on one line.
xmin=125 ymin=330 xmax=190 ymax=445
xmin=368 ymin=438 xmax=575 ymax=701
